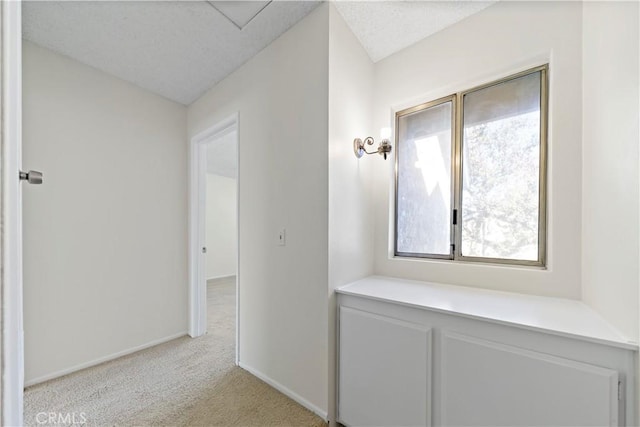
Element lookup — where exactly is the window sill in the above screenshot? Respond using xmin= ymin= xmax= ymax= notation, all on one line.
xmin=390 ymin=254 xmax=548 ymax=271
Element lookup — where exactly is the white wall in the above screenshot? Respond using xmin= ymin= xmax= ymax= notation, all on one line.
xmin=371 ymin=1 xmax=583 ymax=299
xmin=582 ymin=1 xmax=639 ymax=341
xmin=327 ymin=4 xmax=375 ymax=422
xmin=22 ymin=42 xmax=188 ymax=383
xmin=188 ymin=4 xmax=329 ymax=417
xmin=206 ymin=173 xmax=237 ymax=279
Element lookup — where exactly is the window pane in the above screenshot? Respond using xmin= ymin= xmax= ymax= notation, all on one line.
xmin=396 ymin=101 xmax=453 ymax=256
xmin=461 ymin=71 xmax=542 ymax=261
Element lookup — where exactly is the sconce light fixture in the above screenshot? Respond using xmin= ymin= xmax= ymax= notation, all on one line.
xmin=354 ymin=127 xmax=393 ymax=160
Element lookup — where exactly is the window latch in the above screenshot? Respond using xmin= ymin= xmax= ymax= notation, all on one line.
xmin=452 ymin=209 xmax=458 ymax=225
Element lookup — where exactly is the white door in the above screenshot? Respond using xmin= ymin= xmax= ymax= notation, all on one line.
xmin=1 ymin=1 xmax=31 ymax=425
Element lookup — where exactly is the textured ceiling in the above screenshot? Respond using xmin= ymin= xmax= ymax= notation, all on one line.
xmin=22 ymin=1 xmax=496 ymax=106
xmin=333 ymin=1 xmax=497 ymax=63
xmin=207 ymin=130 xmax=237 ymax=178
xmin=22 ymin=1 xmax=320 ymax=105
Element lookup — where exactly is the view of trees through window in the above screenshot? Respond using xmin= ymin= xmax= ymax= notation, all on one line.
xmin=461 ymin=111 xmax=540 ymax=260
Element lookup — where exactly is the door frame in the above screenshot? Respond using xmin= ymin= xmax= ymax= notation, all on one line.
xmin=1 ymin=0 xmax=24 ymax=425
xmin=188 ymin=113 xmax=240 ymax=363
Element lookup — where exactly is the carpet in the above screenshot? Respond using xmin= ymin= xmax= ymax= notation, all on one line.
xmin=24 ymin=278 xmax=326 ymax=427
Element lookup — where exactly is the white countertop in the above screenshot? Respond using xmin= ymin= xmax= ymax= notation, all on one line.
xmin=336 ymin=275 xmax=638 ymax=351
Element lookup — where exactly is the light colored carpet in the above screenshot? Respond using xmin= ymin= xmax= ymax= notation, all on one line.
xmin=24 ymin=278 xmax=326 ymax=427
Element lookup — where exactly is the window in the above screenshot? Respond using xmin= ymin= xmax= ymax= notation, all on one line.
xmin=395 ymin=65 xmax=547 ymax=266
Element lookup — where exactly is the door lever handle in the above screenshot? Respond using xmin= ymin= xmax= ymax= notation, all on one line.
xmin=19 ymin=170 xmax=43 ymax=184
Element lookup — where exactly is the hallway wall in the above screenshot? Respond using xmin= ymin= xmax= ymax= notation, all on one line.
xmin=188 ymin=4 xmax=330 ymax=417
xmin=22 ymin=41 xmax=188 ymax=384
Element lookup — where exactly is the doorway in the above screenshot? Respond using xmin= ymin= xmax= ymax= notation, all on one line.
xmin=189 ymin=114 xmax=239 ymax=364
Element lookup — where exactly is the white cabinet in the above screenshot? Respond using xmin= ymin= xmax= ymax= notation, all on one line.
xmin=339 ymin=307 xmax=431 ymax=426
xmin=439 ymin=332 xmax=619 ymax=426
xmin=337 ymin=276 xmax=637 ymax=427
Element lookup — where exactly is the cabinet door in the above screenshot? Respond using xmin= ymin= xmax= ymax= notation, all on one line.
xmin=339 ymin=306 xmax=432 ymax=426
xmin=438 ymin=332 xmax=619 ymax=426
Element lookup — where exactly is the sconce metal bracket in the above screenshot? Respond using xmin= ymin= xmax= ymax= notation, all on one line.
xmin=354 ymin=136 xmax=392 ymax=160
xmin=354 ymin=137 xmax=375 ymax=158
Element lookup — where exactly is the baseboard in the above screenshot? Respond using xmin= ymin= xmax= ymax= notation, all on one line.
xmin=207 ymin=274 xmax=236 ymax=284
xmin=238 ymin=361 xmax=328 ymax=422
xmin=24 ymin=331 xmax=188 ymax=387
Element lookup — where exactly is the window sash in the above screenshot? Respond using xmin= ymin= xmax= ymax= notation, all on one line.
xmin=394 ymin=65 xmax=548 ymax=267
xmin=394 ymin=95 xmax=456 ymax=259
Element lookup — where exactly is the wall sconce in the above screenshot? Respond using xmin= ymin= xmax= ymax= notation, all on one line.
xmin=354 ymin=128 xmax=393 ymax=160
